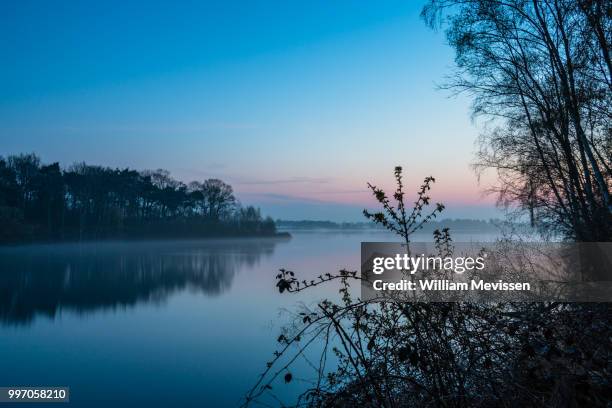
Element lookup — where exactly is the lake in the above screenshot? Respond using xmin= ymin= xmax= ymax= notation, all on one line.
xmin=0 ymin=230 xmax=498 ymax=407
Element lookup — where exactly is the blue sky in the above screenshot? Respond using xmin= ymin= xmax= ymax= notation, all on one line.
xmin=0 ymin=1 xmax=500 ymax=221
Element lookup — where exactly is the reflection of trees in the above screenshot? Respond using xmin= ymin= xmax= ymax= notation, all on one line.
xmin=0 ymin=239 xmax=282 ymax=325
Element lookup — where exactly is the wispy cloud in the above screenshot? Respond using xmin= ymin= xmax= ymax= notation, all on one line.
xmin=239 ymin=192 xmax=331 ymax=204
xmin=307 ymin=189 xmax=367 ymax=195
xmin=236 ymin=176 xmax=331 ymax=185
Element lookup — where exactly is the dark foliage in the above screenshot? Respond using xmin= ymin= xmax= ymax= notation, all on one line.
xmin=0 ymin=153 xmax=277 ymax=243
xmin=244 ymin=168 xmax=611 ymax=408
xmin=422 ymin=0 xmax=612 ymax=241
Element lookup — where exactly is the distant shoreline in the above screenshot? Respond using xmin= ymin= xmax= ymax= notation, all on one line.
xmin=276 ymin=218 xmax=530 ymax=233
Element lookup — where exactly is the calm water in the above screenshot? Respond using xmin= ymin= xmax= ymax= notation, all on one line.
xmin=0 ymin=230 xmax=497 ymax=407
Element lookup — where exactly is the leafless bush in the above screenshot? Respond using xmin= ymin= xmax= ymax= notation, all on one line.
xmin=243 ymin=168 xmax=611 ymax=408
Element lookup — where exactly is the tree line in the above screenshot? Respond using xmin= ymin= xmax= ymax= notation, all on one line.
xmin=0 ymin=153 xmax=278 ymax=243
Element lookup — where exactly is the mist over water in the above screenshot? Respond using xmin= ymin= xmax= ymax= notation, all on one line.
xmin=0 ymin=230 xmax=498 ymax=407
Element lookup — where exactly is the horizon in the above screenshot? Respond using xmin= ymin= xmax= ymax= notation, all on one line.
xmin=0 ymin=1 xmax=500 ymax=222
xmin=1 ymin=2 xmax=609 ymax=407
xmin=0 ymin=152 xmax=504 ymax=222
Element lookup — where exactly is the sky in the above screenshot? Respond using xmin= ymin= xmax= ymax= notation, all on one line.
xmin=0 ymin=0 xmax=501 ymax=221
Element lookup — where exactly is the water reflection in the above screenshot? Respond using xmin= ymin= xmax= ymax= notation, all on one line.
xmin=0 ymin=238 xmax=284 ymax=325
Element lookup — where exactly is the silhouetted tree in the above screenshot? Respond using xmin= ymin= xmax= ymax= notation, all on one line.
xmin=422 ymin=0 xmax=612 ymax=241
xmin=34 ymin=163 xmax=64 ymax=237
xmin=201 ymin=178 xmax=236 ymax=220
xmin=0 ymin=157 xmax=20 ymax=208
xmin=8 ymin=153 xmax=40 ymax=213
